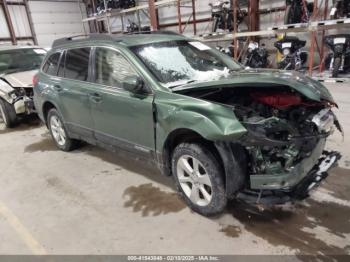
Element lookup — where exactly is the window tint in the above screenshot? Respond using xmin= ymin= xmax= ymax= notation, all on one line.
xmin=95 ymin=48 xmax=137 ymax=87
xmin=65 ymin=48 xmax=90 ymax=81
xmin=42 ymin=52 xmax=61 ymax=76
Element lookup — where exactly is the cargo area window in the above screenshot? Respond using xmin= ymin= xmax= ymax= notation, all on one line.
xmin=42 ymin=52 xmax=61 ymax=76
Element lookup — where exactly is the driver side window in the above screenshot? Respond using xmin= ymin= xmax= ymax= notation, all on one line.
xmin=94 ymin=47 xmax=138 ymax=88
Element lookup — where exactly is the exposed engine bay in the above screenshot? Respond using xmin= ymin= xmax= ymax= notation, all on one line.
xmin=178 ymin=85 xmax=342 ymax=202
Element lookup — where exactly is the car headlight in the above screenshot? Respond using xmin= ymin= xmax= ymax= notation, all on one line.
xmin=9 ymin=91 xmax=17 ymax=99
xmin=283 ymin=48 xmax=290 ymax=56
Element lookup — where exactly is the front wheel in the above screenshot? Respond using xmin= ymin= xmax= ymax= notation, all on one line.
xmin=0 ymin=98 xmax=17 ymax=128
xmin=47 ymin=108 xmax=79 ymax=151
xmin=332 ymin=57 xmax=341 ymax=78
xmin=172 ymin=143 xmax=227 ymax=216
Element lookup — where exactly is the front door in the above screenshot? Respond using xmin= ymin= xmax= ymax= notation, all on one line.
xmin=90 ymin=47 xmax=155 ymax=156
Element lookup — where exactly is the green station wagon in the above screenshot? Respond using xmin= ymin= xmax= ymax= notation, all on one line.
xmin=34 ymin=33 xmax=342 ymax=216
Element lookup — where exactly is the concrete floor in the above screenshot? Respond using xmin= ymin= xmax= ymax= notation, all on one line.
xmin=0 ymin=83 xmax=349 ymax=258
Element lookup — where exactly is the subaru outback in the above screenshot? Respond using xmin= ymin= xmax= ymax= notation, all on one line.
xmin=34 ymin=33 xmax=342 ymax=216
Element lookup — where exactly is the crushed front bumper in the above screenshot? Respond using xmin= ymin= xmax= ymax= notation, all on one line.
xmin=13 ymin=96 xmax=35 ymax=114
xmin=237 ymin=150 xmax=341 ymax=205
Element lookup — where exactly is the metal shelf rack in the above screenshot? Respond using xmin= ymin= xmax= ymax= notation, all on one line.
xmin=83 ymin=0 xmax=350 ymax=77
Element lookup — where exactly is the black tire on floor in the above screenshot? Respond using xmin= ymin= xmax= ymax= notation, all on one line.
xmin=47 ymin=108 xmax=80 ymax=152
xmin=332 ymin=57 xmax=341 ymax=78
xmin=0 ymin=98 xmax=17 ymax=128
xmin=171 ymin=142 xmax=227 ymax=216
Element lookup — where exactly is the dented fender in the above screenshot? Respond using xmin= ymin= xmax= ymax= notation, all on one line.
xmin=154 ymin=90 xmax=247 ymax=152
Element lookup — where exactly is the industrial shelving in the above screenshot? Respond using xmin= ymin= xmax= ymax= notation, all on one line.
xmin=83 ymin=0 xmax=350 ymax=77
xmin=83 ymin=0 xmax=196 ymax=34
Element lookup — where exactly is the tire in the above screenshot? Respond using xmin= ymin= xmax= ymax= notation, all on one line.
xmin=213 ymin=17 xmax=219 ymax=32
xmin=0 ymin=98 xmax=17 ymax=128
xmin=47 ymin=108 xmax=79 ymax=151
xmin=171 ymin=142 xmax=227 ymax=216
xmin=332 ymin=57 xmax=341 ymax=78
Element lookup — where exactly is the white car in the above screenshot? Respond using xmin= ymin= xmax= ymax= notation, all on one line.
xmin=0 ymin=46 xmax=46 ymax=127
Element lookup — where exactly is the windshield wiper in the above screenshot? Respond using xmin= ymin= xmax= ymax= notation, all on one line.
xmin=229 ymin=68 xmax=243 ymax=73
xmin=168 ymin=79 xmax=198 ymax=89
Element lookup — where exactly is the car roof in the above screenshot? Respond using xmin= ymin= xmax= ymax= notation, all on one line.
xmin=51 ymin=32 xmax=189 ymax=50
xmin=0 ymin=45 xmax=44 ymax=52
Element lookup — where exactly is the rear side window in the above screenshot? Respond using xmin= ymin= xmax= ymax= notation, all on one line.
xmin=42 ymin=52 xmax=61 ymax=76
xmin=64 ymin=48 xmax=90 ymax=81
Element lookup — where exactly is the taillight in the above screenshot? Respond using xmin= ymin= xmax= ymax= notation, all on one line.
xmin=32 ymin=74 xmax=39 ymax=86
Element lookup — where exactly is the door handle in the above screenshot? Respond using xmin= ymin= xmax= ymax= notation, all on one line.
xmin=54 ymin=85 xmax=62 ymax=92
xmin=89 ymin=92 xmax=102 ymax=103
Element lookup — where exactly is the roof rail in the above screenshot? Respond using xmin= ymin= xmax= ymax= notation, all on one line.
xmin=123 ymin=30 xmax=183 ymax=36
xmin=52 ymin=34 xmax=117 ymax=48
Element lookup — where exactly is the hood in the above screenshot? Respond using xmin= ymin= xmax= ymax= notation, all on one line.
xmin=0 ymin=70 xmax=37 ymax=88
xmin=173 ymin=69 xmax=335 ymax=104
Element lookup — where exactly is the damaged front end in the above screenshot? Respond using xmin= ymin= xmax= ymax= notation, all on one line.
xmin=235 ymin=90 xmax=342 ymax=204
xmin=0 ymin=77 xmax=35 ymax=115
xmin=181 ymin=84 xmax=342 ymax=205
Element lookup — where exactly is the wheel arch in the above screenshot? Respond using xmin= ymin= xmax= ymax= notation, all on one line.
xmin=161 ymin=128 xmax=224 ymax=179
xmin=42 ymin=100 xmax=58 ymax=125
xmin=161 ymin=128 xmax=247 ymax=199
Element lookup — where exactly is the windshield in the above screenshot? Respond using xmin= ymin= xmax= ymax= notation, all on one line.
xmin=0 ymin=48 xmax=46 ymax=75
xmin=131 ymin=40 xmax=242 ymax=88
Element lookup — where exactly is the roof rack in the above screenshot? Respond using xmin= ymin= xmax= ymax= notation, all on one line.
xmin=123 ymin=30 xmax=183 ymax=36
xmin=52 ymin=34 xmax=117 ymax=48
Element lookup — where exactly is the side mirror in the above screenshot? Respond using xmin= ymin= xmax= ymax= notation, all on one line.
xmin=122 ymin=75 xmax=145 ymax=94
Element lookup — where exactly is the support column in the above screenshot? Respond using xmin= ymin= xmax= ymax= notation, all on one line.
xmin=232 ymin=0 xmax=238 ymax=59
xmin=1 ymin=0 xmax=17 ymax=45
xmin=148 ymin=0 xmax=159 ymax=31
xmin=308 ymin=0 xmax=318 ymax=75
xmin=177 ymin=0 xmax=182 ymax=33
xmin=24 ymin=0 xmax=37 ymax=44
xmin=191 ymin=0 xmax=197 ymax=35
xmin=248 ymin=0 xmax=259 ymax=41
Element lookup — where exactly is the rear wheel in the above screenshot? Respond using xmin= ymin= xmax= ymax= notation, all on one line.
xmin=47 ymin=108 xmax=79 ymax=151
xmin=0 ymin=98 xmax=17 ymax=128
xmin=332 ymin=57 xmax=341 ymax=78
xmin=172 ymin=143 xmax=226 ymax=216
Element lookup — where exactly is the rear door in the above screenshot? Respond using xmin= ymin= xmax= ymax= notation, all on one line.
xmin=55 ymin=47 xmax=95 ymax=141
xmin=90 ymin=47 xmax=155 ymax=156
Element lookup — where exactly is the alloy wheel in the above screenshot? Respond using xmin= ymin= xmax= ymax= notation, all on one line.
xmin=176 ymin=155 xmax=213 ymax=206
xmin=50 ymin=115 xmax=66 ymax=146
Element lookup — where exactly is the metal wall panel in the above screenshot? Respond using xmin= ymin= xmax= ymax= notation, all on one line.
xmin=28 ymin=0 xmax=87 ymax=47
xmin=0 ymin=7 xmax=11 ymax=38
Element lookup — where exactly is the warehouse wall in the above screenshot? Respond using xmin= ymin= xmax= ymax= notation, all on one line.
xmin=29 ymin=0 xmax=88 ymax=47
xmin=0 ymin=0 xmax=87 ymax=47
